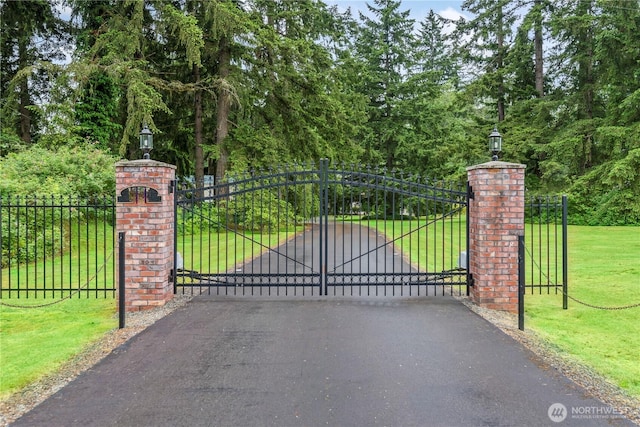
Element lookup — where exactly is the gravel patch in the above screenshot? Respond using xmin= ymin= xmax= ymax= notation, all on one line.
xmin=1 ymin=295 xmax=638 ymax=426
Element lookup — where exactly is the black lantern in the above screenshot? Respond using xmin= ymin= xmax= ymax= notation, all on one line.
xmin=139 ymin=124 xmax=153 ymax=159
xmin=488 ymin=126 xmax=502 ymax=161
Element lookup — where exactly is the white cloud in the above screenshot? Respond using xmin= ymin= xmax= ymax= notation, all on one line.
xmin=438 ymin=6 xmax=467 ymax=22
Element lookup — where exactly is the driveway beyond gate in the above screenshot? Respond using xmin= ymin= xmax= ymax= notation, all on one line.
xmin=12 ymin=297 xmax=632 ymax=426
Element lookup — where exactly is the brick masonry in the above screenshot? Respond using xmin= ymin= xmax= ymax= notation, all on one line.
xmin=467 ymin=161 xmax=526 ymax=313
xmin=116 ymin=160 xmax=176 ymax=312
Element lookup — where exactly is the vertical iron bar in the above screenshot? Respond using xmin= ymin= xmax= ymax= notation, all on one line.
xmin=529 ymin=197 xmax=534 ymax=294
xmin=60 ymin=198 xmax=64 ymax=297
xmin=68 ymin=200 xmax=72 ymax=297
xmin=320 ymin=158 xmax=329 ymax=296
xmin=25 ymin=198 xmax=29 ymax=297
xmin=4 ymin=197 xmax=9 ymax=297
xmin=118 ymin=232 xmax=126 ymax=329
xmin=0 ymin=197 xmax=3 ymax=297
xmin=562 ymin=195 xmax=568 ymax=309
xmin=318 ymin=160 xmax=324 ymax=296
xmin=173 ymin=180 xmax=178 ymax=294
xmin=553 ymin=196 xmax=558 ymax=295
xmin=390 ymin=177 xmax=395 ymax=297
xmin=538 ymin=199 xmax=543 ymax=293
xmin=51 ymin=196 xmax=55 ymax=297
xmin=546 ymin=195 xmax=550 ymax=293
xmin=465 ymin=181 xmax=472 ymax=296
xmin=94 ymin=201 xmax=98 ymax=296
xmin=16 ymin=198 xmax=20 ymax=297
xmin=518 ymin=234 xmax=525 ymax=331
xmin=34 ymin=197 xmax=39 ymax=297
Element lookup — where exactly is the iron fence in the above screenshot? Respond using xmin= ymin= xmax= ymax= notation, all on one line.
xmin=0 ymin=195 xmax=116 ymax=299
xmin=523 ymin=194 xmax=568 ymax=308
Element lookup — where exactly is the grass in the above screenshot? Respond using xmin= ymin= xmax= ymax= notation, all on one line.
xmin=177 ymin=228 xmax=300 ymax=276
xmin=362 ymin=216 xmax=466 ymax=272
xmin=525 ymin=226 xmax=640 ymax=398
xmin=1 ymin=221 xmax=117 ymax=298
xmin=1 ymin=220 xmax=117 ymax=399
xmin=0 ymin=298 xmax=116 ymax=399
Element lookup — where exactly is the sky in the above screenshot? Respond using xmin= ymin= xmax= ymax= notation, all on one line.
xmin=327 ymin=0 xmax=468 ymax=24
xmin=57 ymin=1 xmax=469 ymax=28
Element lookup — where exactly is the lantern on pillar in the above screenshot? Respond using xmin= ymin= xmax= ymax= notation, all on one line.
xmin=488 ymin=126 xmax=502 ymax=161
xmin=139 ymin=124 xmax=153 ymax=160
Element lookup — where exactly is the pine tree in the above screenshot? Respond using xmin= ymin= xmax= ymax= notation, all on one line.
xmin=0 ymin=0 xmax=68 ymax=144
xmin=356 ymin=0 xmax=417 ymax=169
xmin=459 ymin=0 xmax=517 ymax=122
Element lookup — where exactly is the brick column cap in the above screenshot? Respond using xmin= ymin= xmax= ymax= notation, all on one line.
xmin=467 ymin=161 xmax=526 ymax=172
xmin=116 ymin=159 xmax=177 ymax=169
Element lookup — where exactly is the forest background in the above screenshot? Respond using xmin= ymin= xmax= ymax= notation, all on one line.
xmin=1 ymin=0 xmax=639 ymax=225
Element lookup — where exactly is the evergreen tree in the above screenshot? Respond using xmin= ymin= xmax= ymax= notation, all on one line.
xmin=0 ymin=0 xmax=68 ymax=144
xmin=459 ymin=0 xmax=516 ymax=122
xmin=229 ymin=0 xmax=366 ymax=168
xmin=356 ymin=0 xmax=417 ymax=169
xmin=416 ymin=10 xmax=460 ymax=87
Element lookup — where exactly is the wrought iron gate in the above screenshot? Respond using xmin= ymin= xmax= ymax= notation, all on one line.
xmin=174 ymin=160 xmax=468 ymax=297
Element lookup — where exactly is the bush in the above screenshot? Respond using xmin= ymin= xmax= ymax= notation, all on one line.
xmin=176 ymin=202 xmax=223 ymax=235
xmin=0 ymin=145 xmax=118 ymax=266
xmin=227 ymin=190 xmax=298 ymax=232
xmin=0 ymin=144 xmax=118 ymax=198
xmin=567 ymin=153 xmax=640 ymax=226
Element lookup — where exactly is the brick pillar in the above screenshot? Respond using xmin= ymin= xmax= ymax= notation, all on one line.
xmin=116 ymin=160 xmax=176 ymax=312
xmin=467 ymin=161 xmax=526 ymax=313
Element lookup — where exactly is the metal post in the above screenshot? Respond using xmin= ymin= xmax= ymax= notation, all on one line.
xmin=172 ymin=179 xmax=178 ymax=294
xmin=518 ymin=234 xmax=525 ymax=331
xmin=319 ymin=158 xmax=329 ymax=296
xmin=118 ymin=232 xmax=126 ymax=329
xmin=562 ymin=195 xmax=568 ymax=309
xmin=466 ymin=182 xmax=471 ymax=295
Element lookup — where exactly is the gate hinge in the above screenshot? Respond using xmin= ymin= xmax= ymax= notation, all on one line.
xmin=169 ymin=180 xmax=176 ymax=194
xmin=169 ymin=268 xmax=174 ymax=283
xmin=468 ymin=273 xmax=475 ymax=287
xmin=467 ymin=184 xmax=474 ymax=200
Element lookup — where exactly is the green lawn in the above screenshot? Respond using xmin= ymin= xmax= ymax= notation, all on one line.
xmin=1 ymin=221 xmax=116 ymax=299
xmin=363 ymin=216 xmax=466 ymax=272
xmin=383 ymin=221 xmax=640 ymax=398
xmin=177 ymin=228 xmax=300 ymax=275
xmin=0 ymin=298 xmax=116 ymax=399
xmin=1 ymin=220 xmax=117 ymax=399
xmin=525 ymin=226 xmax=640 ymax=398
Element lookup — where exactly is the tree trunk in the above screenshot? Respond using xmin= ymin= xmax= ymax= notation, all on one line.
xmin=194 ymin=64 xmax=204 ymax=190
xmin=18 ymin=39 xmax=31 ymax=143
xmin=534 ymin=0 xmax=544 ymax=97
xmin=496 ymin=5 xmax=505 ymax=122
xmin=215 ymin=36 xmax=231 ymax=183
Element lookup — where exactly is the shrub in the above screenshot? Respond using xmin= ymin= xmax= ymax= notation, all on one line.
xmin=0 ymin=145 xmax=118 ymax=266
xmin=0 ymin=144 xmax=118 ymax=198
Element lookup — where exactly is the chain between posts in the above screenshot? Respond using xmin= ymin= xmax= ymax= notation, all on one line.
xmin=524 ymin=245 xmax=640 ymax=311
xmin=0 ymin=248 xmax=116 ymax=309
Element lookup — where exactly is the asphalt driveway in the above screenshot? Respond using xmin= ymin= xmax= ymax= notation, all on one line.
xmin=12 ymin=296 xmax=633 ymax=426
